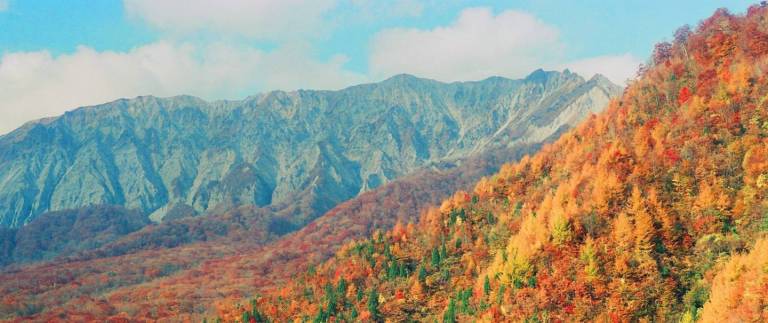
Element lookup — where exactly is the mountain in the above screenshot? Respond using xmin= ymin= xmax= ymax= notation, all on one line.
xmin=0 ymin=71 xmax=619 ymax=230
xmin=210 ymin=6 xmax=768 ymax=323
xmin=0 ymin=141 xmax=545 ymax=321
xmin=0 ymin=70 xmax=621 ymax=319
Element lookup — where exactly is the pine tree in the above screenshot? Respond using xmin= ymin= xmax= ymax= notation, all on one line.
xmin=431 ymin=248 xmax=441 ymax=269
xmin=483 ymin=276 xmax=491 ymax=296
xmin=249 ymin=299 xmax=265 ymax=322
xmin=418 ymin=265 xmax=428 ymax=281
xmin=440 ymin=239 xmax=448 ymax=260
xmin=443 ymin=298 xmax=456 ymax=323
xmin=337 ymin=278 xmax=347 ymax=296
xmin=459 ymin=289 xmax=471 ymax=314
xmin=367 ymin=288 xmax=382 ymax=322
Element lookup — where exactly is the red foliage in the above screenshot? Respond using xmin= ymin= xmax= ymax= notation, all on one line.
xmin=678 ymin=86 xmax=692 ymax=105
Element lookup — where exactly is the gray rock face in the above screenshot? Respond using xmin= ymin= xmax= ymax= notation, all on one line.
xmin=0 ymin=70 xmax=621 ymax=228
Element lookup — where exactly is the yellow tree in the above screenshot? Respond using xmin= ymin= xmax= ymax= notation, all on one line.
xmin=631 ymin=186 xmax=656 ymax=255
xmin=612 ymin=212 xmax=634 ymax=275
xmin=699 ymin=239 xmax=768 ymax=322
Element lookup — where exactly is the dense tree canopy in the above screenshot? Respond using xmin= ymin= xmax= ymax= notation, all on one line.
xmin=222 ymin=5 xmax=768 ymax=322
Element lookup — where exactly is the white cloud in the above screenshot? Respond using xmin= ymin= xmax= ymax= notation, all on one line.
xmin=0 ymin=42 xmax=366 ymax=134
xmin=561 ymin=53 xmax=642 ymax=85
xmin=123 ymin=0 xmax=337 ymax=39
xmin=0 ymin=0 xmax=8 ymax=12
xmin=0 ymin=3 xmax=640 ymax=134
xmin=369 ymin=7 xmax=563 ymax=82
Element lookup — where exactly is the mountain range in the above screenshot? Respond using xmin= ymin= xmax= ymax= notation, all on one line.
xmin=0 ymin=69 xmax=621 ymax=320
xmin=0 ymin=4 xmax=766 ymax=323
xmin=0 ymin=70 xmax=619 ymax=229
xmin=0 ymin=70 xmax=619 ymax=266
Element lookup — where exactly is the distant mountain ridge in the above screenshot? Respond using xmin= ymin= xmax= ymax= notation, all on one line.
xmin=0 ymin=70 xmax=620 ymax=228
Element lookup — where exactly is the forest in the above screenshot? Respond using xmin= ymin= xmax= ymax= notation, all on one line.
xmin=215 ymin=5 xmax=768 ymax=322
xmin=2 ymin=4 xmax=768 ymax=323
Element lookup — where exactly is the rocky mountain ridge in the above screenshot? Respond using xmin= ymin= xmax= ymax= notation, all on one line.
xmin=0 ymin=70 xmax=620 ymax=228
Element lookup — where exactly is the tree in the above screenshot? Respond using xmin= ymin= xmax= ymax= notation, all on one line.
xmin=356 ymin=287 xmax=364 ymax=302
xmin=579 ymin=237 xmax=600 ymax=280
xmin=674 ymin=24 xmax=692 ymax=45
xmin=443 ymin=298 xmax=456 ymax=323
xmin=367 ymin=288 xmax=382 ymax=322
xmin=440 ymin=239 xmax=448 ymax=260
xmin=418 ymin=265 xmax=427 ymax=282
xmin=613 ymin=213 xmax=634 ymax=251
xmin=653 ymin=41 xmax=673 ymax=64
xmin=699 ymin=239 xmax=768 ymax=322
xmin=631 ymin=186 xmax=655 ymax=255
xmin=458 ymin=289 xmax=471 ymax=314
xmin=410 ymin=277 xmax=424 ymax=300
xmin=431 ymin=248 xmax=441 ymax=269
xmin=483 ymin=276 xmax=491 ymax=296
xmin=678 ymin=87 xmax=692 ymax=105
xmin=337 ymin=278 xmax=347 ymax=298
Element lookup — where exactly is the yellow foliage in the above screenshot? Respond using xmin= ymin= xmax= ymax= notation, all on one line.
xmin=632 ymin=186 xmax=655 ymax=255
xmin=474 ymin=177 xmax=494 ymax=199
xmin=409 ymin=278 xmax=424 ymax=301
xmin=699 ymin=239 xmax=768 ymax=322
xmin=580 ymin=237 xmax=600 ymax=280
xmin=613 ymin=213 xmax=634 ymax=251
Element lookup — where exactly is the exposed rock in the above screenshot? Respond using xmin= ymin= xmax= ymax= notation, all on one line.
xmin=0 ymin=71 xmax=621 ymax=228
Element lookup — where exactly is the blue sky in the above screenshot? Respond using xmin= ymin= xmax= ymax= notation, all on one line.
xmin=0 ymin=0 xmax=755 ymax=133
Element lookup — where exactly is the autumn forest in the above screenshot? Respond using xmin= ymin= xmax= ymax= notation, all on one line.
xmin=2 ymin=3 xmax=768 ymax=323
xmin=223 ymin=6 xmax=768 ymax=322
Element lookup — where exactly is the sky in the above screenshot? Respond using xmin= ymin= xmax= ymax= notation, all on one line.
xmin=0 ymin=0 xmax=755 ymax=134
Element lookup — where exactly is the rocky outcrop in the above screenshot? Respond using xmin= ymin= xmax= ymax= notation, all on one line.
xmin=0 ymin=70 xmax=621 ymax=228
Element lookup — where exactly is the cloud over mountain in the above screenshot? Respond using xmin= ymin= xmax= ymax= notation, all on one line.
xmin=0 ymin=2 xmax=641 ymax=135
xmin=0 ymin=42 xmax=365 ymax=134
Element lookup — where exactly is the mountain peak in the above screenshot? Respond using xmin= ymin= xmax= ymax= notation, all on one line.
xmin=380 ymin=73 xmax=435 ymax=86
xmin=588 ymin=73 xmax=614 ymax=85
xmin=523 ymin=68 xmax=575 ymax=83
xmin=385 ymin=73 xmax=420 ymax=81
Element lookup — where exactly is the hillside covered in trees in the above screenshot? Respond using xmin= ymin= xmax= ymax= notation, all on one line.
xmin=0 ymin=141 xmax=544 ymax=321
xmin=221 ymin=6 xmax=768 ymax=322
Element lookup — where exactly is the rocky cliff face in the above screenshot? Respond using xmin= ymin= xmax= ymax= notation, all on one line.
xmin=0 ymin=70 xmax=620 ymax=228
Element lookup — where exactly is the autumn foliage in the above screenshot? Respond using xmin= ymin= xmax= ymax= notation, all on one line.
xmin=226 ymin=5 xmax=768 ymax=322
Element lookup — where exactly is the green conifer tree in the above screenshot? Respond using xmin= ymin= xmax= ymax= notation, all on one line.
xmin=367 ymin=288 xmax=382 ymax=322
xmin=443 ymin=298 xmax=456 ymax=323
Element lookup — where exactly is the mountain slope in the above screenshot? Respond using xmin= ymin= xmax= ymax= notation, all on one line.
xmin=225 ymin=6 xmax=768 ymax=322
xmin=0 ymin=71 xmax=619 ymax=320
xmin=0 ymin=205 xmax=149 ymax=266
xmin=0 ymin=71 xmax=619 ymax=231
xmin=0 ymin=132 xmax=552 ymax=322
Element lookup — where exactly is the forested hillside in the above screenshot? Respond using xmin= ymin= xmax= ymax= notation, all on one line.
xmin=0 ymin=206 xmax=148 ymax=266
xmin=0 ymin=138 xmax=549 ymax=321
xmin=225 ymin=6 xmax=768 ymax=322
